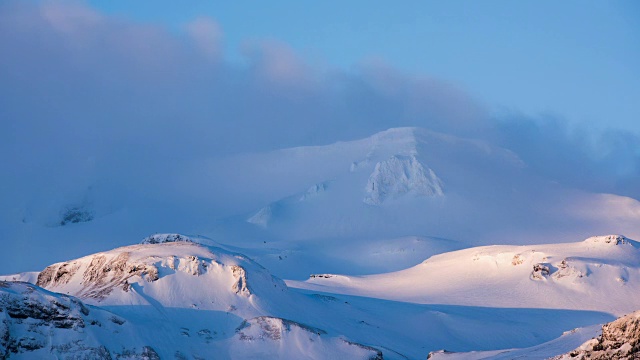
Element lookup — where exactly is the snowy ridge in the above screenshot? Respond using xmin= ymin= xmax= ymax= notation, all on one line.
xmin=33 ymin=241 xmax=288 ymax=314
xmin=291 ymin=234 xmax=640 ymax=315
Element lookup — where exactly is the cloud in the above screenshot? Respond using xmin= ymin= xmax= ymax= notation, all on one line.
xmin=241 ymin=40 xmax=313 ymax=86
xmin=492 ymin=114 xmax=640 ymax=199
xmin=39 ymin=1 xmax=102 ymax=34
xmin=185 ymin=16 xmax=223 ymax=60
xmin=0 ymin=0 xmax=638 ymax=226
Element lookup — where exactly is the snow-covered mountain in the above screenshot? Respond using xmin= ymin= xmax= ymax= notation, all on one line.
xmin=197 ymin=127 xmax=639 ymax=281
xmin=1 ymin=234 xmax=622 ymax=359
xmin=2 ymin=127 xmax=640 ymax=359
xmin=1 ymin=236 xmax=385 ymax=359
xmin=3 ymin=127 xmax=640 ymax=280
xmin=232 ymin=127 xmax=527 ymax=241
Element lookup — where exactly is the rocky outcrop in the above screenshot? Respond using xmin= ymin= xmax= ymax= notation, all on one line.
xmin=584 ymin=235 xmax=630 ymax=246
xmin=59 ymin=205 xmax=94 ymax=226
xmin=0 ymin=281 xmax=128 ymax=359
xmin=554 ymin=310 xmax=640 ymax=359
xmin=231 ymin=265 xmax=251 ymax=296
xmin=530 ymin=263 xmax=550 ymax=280
xmin=36 ymin=251 xmax=160 ymax=300
xmin=552 ymin=258 xmax=585 ymax=280
xmin=140 ymin=233 xmax=193 ymax=245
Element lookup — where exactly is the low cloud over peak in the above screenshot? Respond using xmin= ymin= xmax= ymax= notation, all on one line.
xmin=0 ymin=0 xmax=638 ymax=223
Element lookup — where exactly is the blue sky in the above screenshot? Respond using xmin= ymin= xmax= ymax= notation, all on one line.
xmin=88 ymin=0 xmax=640 ymax=133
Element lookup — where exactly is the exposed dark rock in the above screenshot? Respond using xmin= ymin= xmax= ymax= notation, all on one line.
xmin=141 ymin=234 xmax=193 ymax=245
xmin=531 ymin=263 xmax=550 ymax=280
xmin=310 ymin=274 xmax=334 ymax=279
xmin=60 ymin=206 xmax=94 ymax=226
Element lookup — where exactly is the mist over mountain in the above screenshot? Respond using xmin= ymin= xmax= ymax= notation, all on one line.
xmin=1 ymin=1 xmax=639 ymax=359
xmin=1 ymin=2 xmax=638 ymax=236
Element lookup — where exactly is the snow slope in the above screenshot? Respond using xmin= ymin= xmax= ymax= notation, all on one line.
xmin=553 ymin=310 xmax=640 ymax=359
xmin=291 ymin=235 xmax=640 ymax=316
xmin=427 ymin=325 xmax=603 ymax=360
xmin=429 ymin=308 xmax=640 ymax=359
